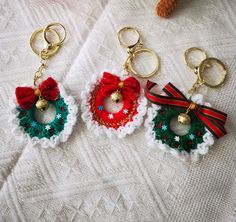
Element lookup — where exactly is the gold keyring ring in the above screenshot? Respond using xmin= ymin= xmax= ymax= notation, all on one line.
xmin=117 ymin=27 xmax=141 ymax=48
xmin=30 ymin=28 xmax=61 ymax=59
xmin=184 ymin=47 xmax=208 ymax=71
xmin=128 ymin=48 xmax=159 ymax=78
xmin=198 ymin=57 xmax=227 ymax=88
xmin=43 ymin=22 xmax=66 ymax=47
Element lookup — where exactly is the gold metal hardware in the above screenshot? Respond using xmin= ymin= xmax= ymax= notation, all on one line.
xmin=184 ymin=47 xmax=227 ymax=94
xmin=30 ymin=28 xmax=61 ymax=60
xmin=118 ymin=27 xmax=159 ymax=78
xmin=178 ymin=102 xmax=198 ymax=125
xmin=43 ymin=22 xmax=66 ymax=47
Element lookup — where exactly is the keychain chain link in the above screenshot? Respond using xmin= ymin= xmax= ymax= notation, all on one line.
xmin=188 ymin=78 xmax=205 ymax=95
xmin=33 ymin=51 xmax=48 ymax=86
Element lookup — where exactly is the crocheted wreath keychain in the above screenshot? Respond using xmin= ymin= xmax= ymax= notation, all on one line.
xmin=145 ymin=47 xmax=228 ymax=161
xmin=81 ymin=27 xmax=159 ymax=138
xmin=9 ymin=23 xmax=77 ymax=148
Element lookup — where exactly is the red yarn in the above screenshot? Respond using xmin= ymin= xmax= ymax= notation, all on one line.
xmin=100 ymin=72 xmax=140 ymax=100
xmin=89 ymin=72 xmax=140 ymax=129
xmin=15 ymin=77 xmax=59 ymax=110
xmin=38 ymin=77 xmax=59 ymax=101
xmin=15 ymin=87 xmax=37 ymax=110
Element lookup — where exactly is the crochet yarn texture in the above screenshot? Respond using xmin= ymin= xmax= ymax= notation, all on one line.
xmin=156 ymin=0 xmax=178 ymax=18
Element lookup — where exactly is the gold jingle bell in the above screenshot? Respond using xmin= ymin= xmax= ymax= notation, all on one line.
xmin=111 ymin=90 xmax=122 ymax=103
xmin=178 ymin=102 xmax=198 ymax=125
xmin=36 ymin=97 xmax=49 ymax=111
xmin=178 ymin=113 xmax=191 ymax=125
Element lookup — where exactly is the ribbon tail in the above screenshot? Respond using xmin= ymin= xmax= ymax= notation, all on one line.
xmin=200 ymin=105 xmax=227 ymax=124
xmin=146 ymin=80 xmax=157 ymax=90
xmin=163 ymin=82 xmax=187 ymax=99
xmin=197 ymin=112 xmax=227 ymax=138
xmin=145 ymin=81 xmax=190 ymax=108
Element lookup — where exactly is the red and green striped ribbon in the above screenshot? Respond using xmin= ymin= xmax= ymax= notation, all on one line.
xmin=145 ymin=81 xmax=227 ymax=139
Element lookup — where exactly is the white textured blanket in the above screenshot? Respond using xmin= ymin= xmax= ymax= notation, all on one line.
xmin=0 ymin=0 xmax=236 ymax=221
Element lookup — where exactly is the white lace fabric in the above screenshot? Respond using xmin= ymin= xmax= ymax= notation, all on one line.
xmin=0 ymin=0 xmax=236 ymax=222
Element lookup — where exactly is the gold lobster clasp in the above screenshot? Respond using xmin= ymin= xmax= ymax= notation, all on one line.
xmin=118 ymin=27 xmax=160 ymax=78
xmin=184 ymin=47 xmax=227 ymax=94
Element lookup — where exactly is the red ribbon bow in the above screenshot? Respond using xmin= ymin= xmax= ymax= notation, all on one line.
xmin=145 ymin=81 xmax=227 ymax=139
xmin=15 ymin=77 xmax=59 ymax=110
xmin=100 ymin=72 xmax=141 ymax=100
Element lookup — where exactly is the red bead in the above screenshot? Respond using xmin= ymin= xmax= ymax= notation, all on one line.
xmin=174 ymin=143 xmax=179 ymax=148
xmin=187 ymin=141 xmax=192 ymax=145
xmin=49 ymin=128 xmax=55 ymax=135
xmin=197 ymin=130 xmax=201 ymax=137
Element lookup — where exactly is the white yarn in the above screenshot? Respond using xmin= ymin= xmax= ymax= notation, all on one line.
xmin=144 ymin=93 xmax=214 ymax=162
xmin=81 ymin=70 xmax=147 ymax=138
xmin=8 ymin=83 xmax=78 ymax=148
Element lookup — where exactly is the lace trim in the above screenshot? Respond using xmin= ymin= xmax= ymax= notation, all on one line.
xmin=9 ymin=83 xmax=78 ymax=148
xmin=81 ymin=70 xmax=147 ymax=138
xmin=145 ymin=94 xmax=214 ymax=162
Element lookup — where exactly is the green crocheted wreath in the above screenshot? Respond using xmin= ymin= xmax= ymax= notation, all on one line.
xmin=153 ymin=106 xmax=207 ymax=153
xmin=17 ymin=95 xmax=69 ymax=139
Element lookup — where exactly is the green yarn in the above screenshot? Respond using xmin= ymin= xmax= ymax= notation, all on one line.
xmin=17 ymin=95 xmax=69 ymax=139
xmin=152 ymin=107 xmax=207 ymax=153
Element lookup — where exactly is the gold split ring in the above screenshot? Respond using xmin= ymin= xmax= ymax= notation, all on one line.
xmin=198 ymin=57 xmax=227 ymax=88
xmin=184 ymin=47 xmax=227 ymax=92
xmin=30 ymin=28 xmax=61 ymax=59
xmin=126 ymin=48 xmax=160 ymax=78
xmin=117 ymin=27 xmax=141 ymax=48
xmin=43 ymin=22 xmax=66 ymax=47
xmin=118 ymin=27 xmax=159 ymax=78
xmin=184 ymin=47 xmax=208 ymax=72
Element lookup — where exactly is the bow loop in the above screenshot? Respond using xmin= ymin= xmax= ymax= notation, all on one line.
xmin=15 ymin=77 xmax=59 ymax=110
xmin=123 ymin=76 xmax=141 ymax=100
xmin=100 ymin=72 xmax=140 ymax=100
xmin=100 ymin=72 xmax=121 ymax=86
xmin=39 ymin=77 xmax=59 ymax=101
xmin=145 ymin=81 xmax=227 ymax=139
xmin=15 ymin=87 xmax=38 ymax=110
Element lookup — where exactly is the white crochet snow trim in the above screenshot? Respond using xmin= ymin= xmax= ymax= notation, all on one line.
xmin=81 ymin=70 xmax=147 ymax=138
xmin=145 ymin=94 xmax=214 ymax=162
xmin=9 ymin=83 xmax=78 ymax=148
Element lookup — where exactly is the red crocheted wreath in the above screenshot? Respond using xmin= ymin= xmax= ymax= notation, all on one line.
xmin=89 ymin=72 xmax=141 ymax=129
